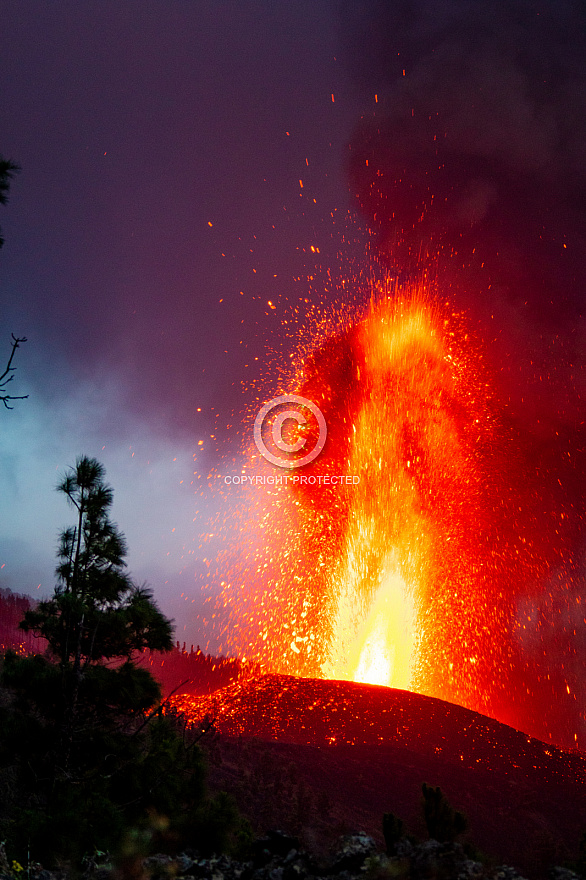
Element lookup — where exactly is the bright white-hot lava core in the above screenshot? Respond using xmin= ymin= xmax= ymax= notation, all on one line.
xmin=324 ymin=565 xmax=416 ymax=690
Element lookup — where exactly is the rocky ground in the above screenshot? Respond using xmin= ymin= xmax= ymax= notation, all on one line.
xmin=3 ymin=832 xmax=583 ymax=880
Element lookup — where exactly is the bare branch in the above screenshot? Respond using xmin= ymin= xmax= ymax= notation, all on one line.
xmin=0 ymin=334 xmax=28 ymax=408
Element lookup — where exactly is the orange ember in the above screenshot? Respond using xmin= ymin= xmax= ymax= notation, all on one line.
xmin=216 ymin=285 xmax=517 ymax=712
xmin=207 ymin=279 xmax=578 ymax=744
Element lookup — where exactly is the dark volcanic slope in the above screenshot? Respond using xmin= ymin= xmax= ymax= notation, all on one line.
xmin=172 ymin=674 xmax=586 ymax=878
xmin=172 ymin=674 xmax=584 ymax=783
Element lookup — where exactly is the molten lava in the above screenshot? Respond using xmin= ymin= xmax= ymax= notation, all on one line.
xmin=209 ymin=280 xmax=581 ymax=747
xmin=325 ymin=567 xmax=415 ymax=689
xmin=220 ymin=288 xmax=499 ymax=701
xmin=314 ymin=293 xmax=491 ymax=696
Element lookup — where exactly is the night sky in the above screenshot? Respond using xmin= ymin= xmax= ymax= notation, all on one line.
xmin=1 ymin=0 xmax=585 ymax=736
xmin=0 ymin=1 xmax=365 ymax=642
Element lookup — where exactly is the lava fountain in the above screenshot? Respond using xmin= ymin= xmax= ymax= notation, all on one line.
xmin=318 ymin=292 xmax=483 ymax=695
xmin=217 ymin=279 xmax=539 ymax=721
xmin=296 ymin=286 xmax=511 ymax=713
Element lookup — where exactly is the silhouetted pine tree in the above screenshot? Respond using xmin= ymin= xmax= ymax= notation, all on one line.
xmin=0 ymin=457 xmax=212 ymax=865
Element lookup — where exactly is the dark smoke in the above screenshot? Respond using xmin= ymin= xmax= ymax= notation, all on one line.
xmin=338 ymin=1 xmax=586 ymax=322
xmin=336 ymin=0 xmax=586 ymax=748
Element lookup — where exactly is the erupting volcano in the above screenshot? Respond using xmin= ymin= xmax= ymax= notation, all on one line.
xmin=190 ymin=278 xmax=582 ymax=746
xmin=172 ymin=281 xmax=586 ymax=874
xmin=175 ymin=0 xmax=586 ymax=759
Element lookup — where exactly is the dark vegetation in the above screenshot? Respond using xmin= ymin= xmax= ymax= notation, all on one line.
xmin=382 ymin=811 xmax=405 ymax=855
xmin=136 ymin=643 xmax=243 ymax=697
xmin=0 ymin=589 xmax=243 ymax=696
xmin=0 ymin=588 xmax=45 ymax=654
xmin=0 ymin=155 xmax=19 ymax=250
xmin=0 ymin=457 xmax=246 ymax=868
xmin=421 ymin=783 xmax=468 ymax=843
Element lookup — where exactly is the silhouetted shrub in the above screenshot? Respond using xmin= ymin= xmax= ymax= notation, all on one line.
xmin=383 ymin=811 xmax=405 ymax=855
xmin=421 ymin=783 xmax=467 ymax=843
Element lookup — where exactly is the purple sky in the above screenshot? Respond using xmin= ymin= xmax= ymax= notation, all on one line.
xmin=0 ymin=1 xmax=365 ymax=643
